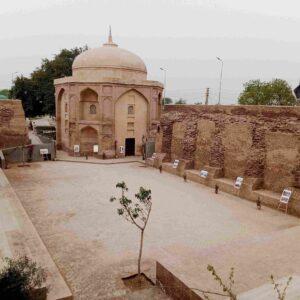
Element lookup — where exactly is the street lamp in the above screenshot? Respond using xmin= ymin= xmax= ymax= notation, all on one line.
xmin=216 ymin=57 xmax=223 ymax=105
xmin=160 ymin=67 xmax=167 ymax=109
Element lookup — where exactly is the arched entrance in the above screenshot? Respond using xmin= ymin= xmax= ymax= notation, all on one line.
xmin=80 ymin=126 xmax=98 ymax=154
xmin=115 ymin=90 xmax=148 ymax=156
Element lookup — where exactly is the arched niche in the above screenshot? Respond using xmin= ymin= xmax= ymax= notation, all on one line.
xmin=80 ymin=126 xmax=98 ymax=154
xmin=115 ymin=89 xmax=149 ymax=155
xmin=79 ymin=88 xmax=99 ymax=121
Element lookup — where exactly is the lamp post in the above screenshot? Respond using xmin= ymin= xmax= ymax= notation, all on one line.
xmin=160 ymin=67 xmax=167 ymax=109
xmin=216 ymin=57 xmax=223 ymax=105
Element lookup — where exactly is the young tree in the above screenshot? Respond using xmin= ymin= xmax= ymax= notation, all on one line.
xmin=270 ymin=275 xmax=292 ymax=300
xmin=110 ymin=182 xmax=152 ymax=278
xmin=192 ymin=265 xmax=237 ymax=300
xmin=238 ymin=79 xmax=296 ymax=106
xmin=191 ymin=265 xmax=292 ymax=300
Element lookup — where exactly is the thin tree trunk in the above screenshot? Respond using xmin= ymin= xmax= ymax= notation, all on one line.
xmin=138 ymin=229 xmax=144 ymax=279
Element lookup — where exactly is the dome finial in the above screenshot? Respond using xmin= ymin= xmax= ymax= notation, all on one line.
xmin=103 ymin=25 xmax=118 ymax=47
xmin=108 ymin=25 xmax=113 ymax=43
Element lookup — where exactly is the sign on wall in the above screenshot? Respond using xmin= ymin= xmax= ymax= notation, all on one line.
xmin=74 ymin=145 xmax=80 ymax=153
xmin=200 ymin=170 xmax=208 ymax=178
xmin=280 ymin=189 xmax=292 ymax=203
xmin=173 ymin=159 xmax=179 ymax=169
xmin=234 ymin=177 xmax=244 ymax=189
xmin=40 ymin=149 xmax=49 ymax=155
xmin=93 ymin=145 xmax=99 ymax=153
xmin=119 ymin=146 xmax=124 ymax=154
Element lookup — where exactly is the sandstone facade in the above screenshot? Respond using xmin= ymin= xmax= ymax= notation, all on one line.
xmin=158 ymin=105 xmax=300 ymax=194
xmin=0 ymin=99 xmax=28 ymax=149
xmin=54 ymin=32 xmax=163 ymax=157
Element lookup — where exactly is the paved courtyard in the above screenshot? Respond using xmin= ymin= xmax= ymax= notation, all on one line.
xmin=4 ymin=161 xmax=300 ymax=299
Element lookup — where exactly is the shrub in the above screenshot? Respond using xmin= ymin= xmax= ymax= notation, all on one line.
xmin=0 ymin=256 xmax=47 ymax=300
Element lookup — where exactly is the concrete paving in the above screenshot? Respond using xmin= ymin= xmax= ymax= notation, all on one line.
xmin=4 ymin=161 xmax=300 ymax=299
xmin=56 ymin=150 xmax=143 ymax=165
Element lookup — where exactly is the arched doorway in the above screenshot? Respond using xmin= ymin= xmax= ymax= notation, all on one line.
xmin=115 ymin=90 xmax=148 ymax=156
xmin=80 ymin=126 xmax=98 ymax=154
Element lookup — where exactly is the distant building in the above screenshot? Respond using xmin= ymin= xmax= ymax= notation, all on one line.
xmin=54 ymin=30 xmax=163 ymax=157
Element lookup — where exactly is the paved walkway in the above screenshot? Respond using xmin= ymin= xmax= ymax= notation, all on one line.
xmin=4 ymin=161 xmax=300 ymax=299
xmin=56 ymin=150 xmax=144 ymax=165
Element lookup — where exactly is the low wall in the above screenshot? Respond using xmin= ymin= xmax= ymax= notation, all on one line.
xmin=156 ymin=262 xmax=202 ymax=300
xmin=1 ymin=143 xmax=55 ymax=167
xmin=159 ymin=105 xmax=300 ymax=194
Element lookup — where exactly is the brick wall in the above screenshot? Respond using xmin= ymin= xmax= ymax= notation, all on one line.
xmin=160 ymin=105 xmax=300 ymax=193
xmin=0 ymin=100 xmax=29 ymax=149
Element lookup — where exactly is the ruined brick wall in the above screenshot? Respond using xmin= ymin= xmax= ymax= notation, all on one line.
xmin=160 ymin=105 xmax=300 ymax=192
xmin=0 ymin=100 xmax=28 ymax=149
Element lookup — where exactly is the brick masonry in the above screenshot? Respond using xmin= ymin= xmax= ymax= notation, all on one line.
xmin=159 ymin=105 xmax=300 ymax=193
xmin=0 ymin=100 xmax=29 ymax=149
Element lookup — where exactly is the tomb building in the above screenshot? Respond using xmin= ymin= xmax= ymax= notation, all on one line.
xmin=54 ymin=30 xmax=163 ymax=157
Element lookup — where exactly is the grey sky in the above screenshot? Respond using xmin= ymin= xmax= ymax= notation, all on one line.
xmin=1 ymin=0 xmax=300 ymax=104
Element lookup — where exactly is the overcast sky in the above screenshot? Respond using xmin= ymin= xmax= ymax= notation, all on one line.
xmin=1 ymin=0 xmax=300 ymax=104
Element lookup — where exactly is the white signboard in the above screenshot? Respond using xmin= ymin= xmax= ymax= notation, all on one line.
xmin=40 ymin=148 xmax=48 ymax=155
xmin=234 ymin=177 xmax=244 ymax=189
xmin=74 ymin=145 xmax=80 ymax=153
xmin=93 ymin=145 xmax=99 ymax=153
xmin=151 ymin=153 xmax=157 ymax=159
xmin=280 ymin=189 xmax=292 ymax=203
xmin=173 ymin=159 xmax=179 ymax=169
xmin=200 ymin=170 xmax=208 ymax=178
xmin=119 ymin=146 xmax=124 ymax=154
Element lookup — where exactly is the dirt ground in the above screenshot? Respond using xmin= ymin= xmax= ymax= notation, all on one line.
xmin=5 ymin=161 xmax=300 ymax=299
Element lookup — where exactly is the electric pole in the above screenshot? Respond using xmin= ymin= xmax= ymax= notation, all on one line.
xmin=205 ymin=88 xmax=210 ymax=105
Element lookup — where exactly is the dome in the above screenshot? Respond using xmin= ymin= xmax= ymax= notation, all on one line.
xmin=72 ymin=31 xmax=147 ymax=82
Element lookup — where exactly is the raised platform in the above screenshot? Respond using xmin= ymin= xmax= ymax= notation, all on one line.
xmin=0 ymin=169 xmax=72 ymax=300
xmin=155 ymin=160 xmax=300 ymax=217
xmin=157 ymin=224 xmax=300 ymax=300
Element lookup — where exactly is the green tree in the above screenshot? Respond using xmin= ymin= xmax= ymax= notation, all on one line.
xmin=238 ymin=79 xmax=296 ymax=106
xmin=0 ymin=256 xmax=47 ymax=300
xmin=10 ymin=76 xmax=38 ymax=117
xmin=0 ymin=89 xmax=10 ymax=97
xmin=175 ymin=98 xmax=187 ymax=104
xmin=163 ymin=97 xmax=173 ymax=104
xmin=110 ymin=182 xmax=152 ymax=279
xmin=11 ymin=46 xmax=88 ymax=117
